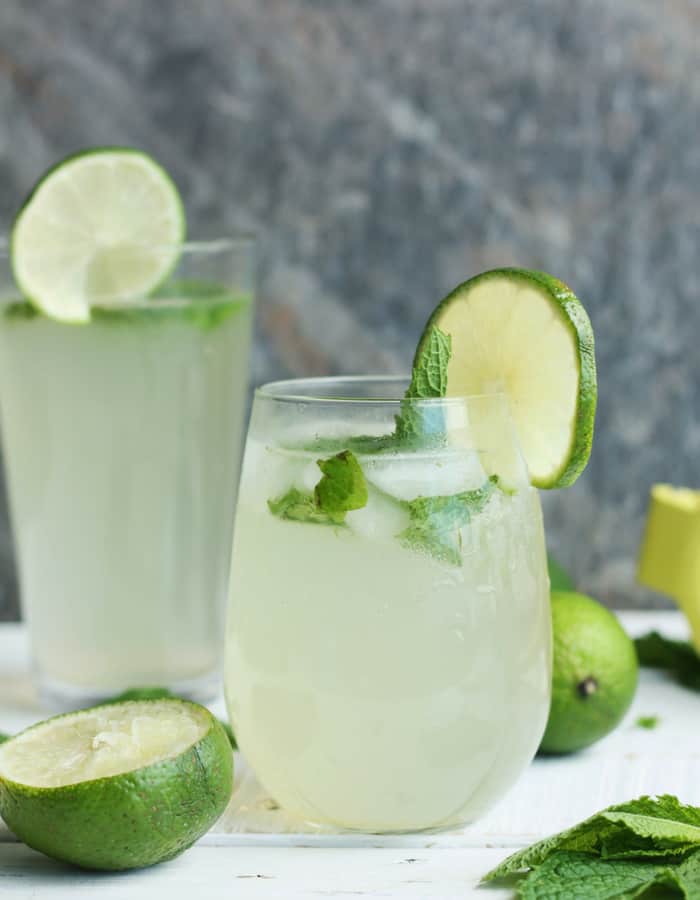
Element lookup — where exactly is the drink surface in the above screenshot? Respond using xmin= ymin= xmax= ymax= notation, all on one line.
xmin=0 ymin=289 xmax=253 ymax=694
xmin=225 ymin=418 xmax=551 ymax=832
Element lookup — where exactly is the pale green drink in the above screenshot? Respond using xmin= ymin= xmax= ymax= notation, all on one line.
xmin=0 ymin=243 xmax=254 ymax=706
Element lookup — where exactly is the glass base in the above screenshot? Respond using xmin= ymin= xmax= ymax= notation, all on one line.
xmin=36 ymin=669 xmax=221 ymax=712
xmin=298 ymin=815 xmax=472 ymax=836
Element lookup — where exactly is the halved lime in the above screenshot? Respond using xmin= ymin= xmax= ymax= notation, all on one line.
xmin=0 ymin=699 xmax=232 ymax=870
xmin=11 ymin=148 xmax=185 ymax=323
xmin=419 ymin=268 xmax=596 ymax=488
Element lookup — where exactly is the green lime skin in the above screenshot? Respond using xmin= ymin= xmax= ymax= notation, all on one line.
xmin=0 ymin=701 xmax=233 ymax=871
xmin=540 ymin=592 xmax=638 ymax=755
xmin=548 ymin=554 xmax=575 ymax=592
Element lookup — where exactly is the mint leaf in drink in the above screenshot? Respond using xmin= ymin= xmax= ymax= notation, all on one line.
xmin=396 ymin=326 xmax=451 ymax=442
xmin=268 ymin=487 xmax=335 ymax=524
xmin=269 ymin=451 xmax=368 ymax=526
xmin=635 ymin=631 xmax=700 ymax=691
xmin=482 ymin=795 xmax=700 ymax=883
xmin=399 ymin=476 xmax=497 ymax=566
xmin=315 ymin=450 xmax=369 ymax=522
xmin=517 ymin=851 xmax=679 ymax=900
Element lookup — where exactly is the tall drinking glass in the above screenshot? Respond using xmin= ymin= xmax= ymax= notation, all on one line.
xmin=0 ymin=238 xmax=254 ymax=707
xmin=225 ymin=376 xmax=551 ymax=833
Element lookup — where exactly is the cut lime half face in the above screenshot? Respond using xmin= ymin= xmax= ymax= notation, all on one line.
xmin=11 ymin=148 xmax=185 ymax=323
xmin=0 ymin=699 xmax=233 ymax=871
xmin=419 ymin=268 xmax=596 ymax=489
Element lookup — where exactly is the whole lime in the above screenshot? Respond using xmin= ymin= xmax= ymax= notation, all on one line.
xmin=540 ymin=591 xmax=638 ymax=754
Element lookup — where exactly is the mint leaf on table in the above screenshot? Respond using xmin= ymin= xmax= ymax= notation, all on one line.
xmin=482 ymin=795 xmax=700 ymax=884
xmin=635 ymin=632 xmax=700 ymax=691
xmin=0 ymin=732 xmax=9 ymax=744
xmin=398 ymin=476 xmax=498 ymax=566
xmin=516 ymin=851 xmax=684 ymax=900
xmin=482 ymin=814 xmax=607 ymax=882
xmin=676 ymin=850 xmax=700 ymax=896
xmin=591 ymin=795 xmax=699 ymax=858
xmin=395 ymin=326 xmax=452 ymax=442
xmin=269 ymin=450 xmax=368 ymax=527
xmin=636 ymin=715 xmax=659 ymax=730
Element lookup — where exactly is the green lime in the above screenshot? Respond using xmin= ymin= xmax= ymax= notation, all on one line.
xmin=11 ymin=148 xmax=185 ymax=323
xmin=548 ymin=554 xmax=575 ymax=591
xmin=540 ymin=591 xmax=638 ymax=754
xmin=0 ymin=699 xmax=232 ymax=870
xmin=418 ymin=268 xmax=596 ymax=488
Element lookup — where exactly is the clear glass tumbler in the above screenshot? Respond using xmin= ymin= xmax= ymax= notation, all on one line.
xmin=0 ymin=238 xmax=254 ymax=707
xmin=225 ymin=376 xmax=551 ymax=833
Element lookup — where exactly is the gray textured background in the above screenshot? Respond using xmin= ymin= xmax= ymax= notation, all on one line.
xmin=1 ymin=0 xmax=698 ymax=618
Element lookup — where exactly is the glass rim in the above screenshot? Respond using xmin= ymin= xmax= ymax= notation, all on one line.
xmin=256 ymin=375 xmax=509 ymax=406
xmin=0 ymin=234 xmax=256 ymax=261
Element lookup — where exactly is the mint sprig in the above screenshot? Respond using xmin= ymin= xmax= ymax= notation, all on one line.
xmin=483 ymin=795 xmax=700 ymax=898
xmin=277 ymin=325 xmax=453 ymax=462
xmin=398 ymin=476 xmax=498 ymax=566
xmin=267 ymin=326 xmax=504 ymax=563
xmin=268 ymin=450 xmax=368 ymax=527
xmin=395 ymin=326 xmax=452 ymax=442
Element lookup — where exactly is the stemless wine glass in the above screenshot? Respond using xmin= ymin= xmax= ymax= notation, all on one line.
xmin=0 ymin=237 xmax=254 ymax=708
xmin=225 ymin=376 xmax=551 ymax=833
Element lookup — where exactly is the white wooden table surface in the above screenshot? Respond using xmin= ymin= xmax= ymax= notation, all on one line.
xmin=1 ymin=611 xmax=697 ymax=898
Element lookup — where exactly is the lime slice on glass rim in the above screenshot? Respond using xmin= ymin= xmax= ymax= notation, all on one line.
xmin=10 ymin=148 xmax=185 ymax=323
xmin=418 ymin=268 xmax=596 ymax=489
xmin=0 ymin=699 xmax=233 ymax=870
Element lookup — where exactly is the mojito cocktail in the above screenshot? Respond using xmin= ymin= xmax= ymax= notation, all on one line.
xmin=225 ymin=378 xmax=551 ymax=831
xmin=0 ymin=150 xmax=254 ymax=705
xmin=225 ymin=266 xmax=596 ymax=832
